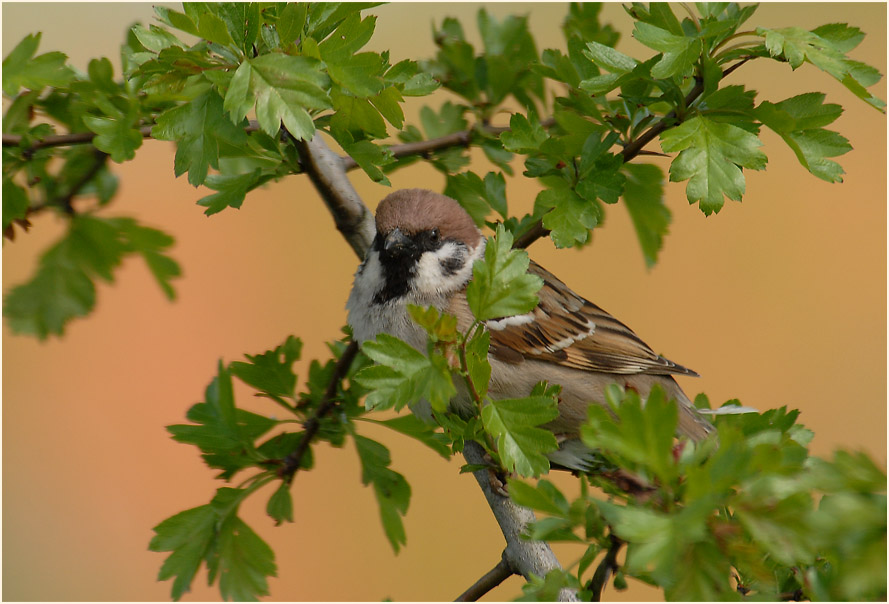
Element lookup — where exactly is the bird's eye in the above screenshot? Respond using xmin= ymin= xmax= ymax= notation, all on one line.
xmin=429 ymin=228 xmax=440 ymax=243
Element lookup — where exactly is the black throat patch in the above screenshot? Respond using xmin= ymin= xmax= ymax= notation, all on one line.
xmin=372 ymin=233 xmax=419 ymax=305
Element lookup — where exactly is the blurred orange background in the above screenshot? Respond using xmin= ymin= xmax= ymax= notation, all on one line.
xmin=2 ymin=3 xmax=886 ymax=602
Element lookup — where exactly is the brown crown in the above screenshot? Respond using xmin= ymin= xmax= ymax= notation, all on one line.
xmin=375 ymin=189 xmax=483 ymax=248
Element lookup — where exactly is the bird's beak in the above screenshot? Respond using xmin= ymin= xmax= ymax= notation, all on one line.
xmin=383 ymin=227 xmax=413 ymax=255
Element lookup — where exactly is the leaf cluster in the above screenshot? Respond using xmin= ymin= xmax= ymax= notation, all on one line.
xmin=3 ymin=3 xmax=884 ymax=337
xmin=393 ymin=2 xmax=883 ymax=260
xmin=510 ymin=386 xmax=887 ymax=601
xmin=151 ymin=334 xmax=441 ymax=600
xmin=3 ymin=2 xmax=441 ymax=337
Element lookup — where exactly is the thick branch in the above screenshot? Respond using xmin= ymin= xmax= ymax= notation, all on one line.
xmin=462 ymin=441 xmax=579 ymax=602
xmin=278 ymin=340 xmax=359 ymax=482
xmin=296 ymin=135 xmax=375 ymax=260
xmin=455 ymin=553 xmax=514 ymax=602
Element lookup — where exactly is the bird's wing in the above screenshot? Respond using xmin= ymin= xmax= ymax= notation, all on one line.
xmin=485 ymin=261 xmax=698 ymax=377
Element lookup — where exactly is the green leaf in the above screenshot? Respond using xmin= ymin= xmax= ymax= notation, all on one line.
xmin=132 ymin=23 xmax=185 ymax=53
xmin=536 ymin=184 xmax=600 ymax=248
xmin=273 ymin=3 xmax=306 ymax=46
xmin=82 ymin=114 xmax=143 ymax=163
xmin=152 ymin=89 xmax=248 ymax=186
xmin=755 ymin=93 xmax=851 ymax=182
xmin=407 ymin=304 xmax=459 ymax=343
xmin=583 ymin=41 xmax=638 ymax=74
xmin=153 ymin=6 xmax=199 ymax=37
xmin=113 ymin=217 xmax=181 ymax=300
xmin=2 ymin=33 xmax=74 ymax=96
xmin=197 ymin=12 xmax=235 ymax=47
xmin=2 ymin=178 xmax=29 ymax=231
xmin=3 ymin=240 xmax=95 ymax=339
xmin=150 ymin=504 xmax=217 ymax=601
xmin=317 ymin=12 xmax=376 ymax=62
xmin=364 ymin=415 xmax=451 ymax=458
xmin=353 ymin=434 xmax=411 ymax=553
xmin=339 ymin=139 xmax=393 ymax=184
xmin=576 ymin=134 xmax=625 ymax=204
xmin=507 ymin=478 xmax=570 ymax=516
xmin=660 ymin=115 xmax=767 ymax=215
xmin=621 ymin=163 xmax=670 ymax=267
xmin=581 ymin=385 xmax=680 ymax=484
xmin=482 ymin=396 xmax=559 ymax=477
xmin=369 ymin=86 xmax=405 ymax=129
xmin=266 ymin=481 xmax=294 ymax=526
xmin=464 ymin=328 xmax=491 ymax=399
xmin=167 ymin=363 xmax=276 ymax=476
xmin=197 ymin=169 xmax=266 ymax=215
xmin=357 ymin=333 xmax=456 ymax=413
xmin=757 ymin=26 xmax=885 ymax=111
xmin=330 ymin=93 xmax=387 ymax=139
xmin=213 ymin=514 xmax=276 ymax=601
xmin=443 ymin=171 xmax=506 ymax=226
xmin=419 ymin=101 xmax=468 ymax=138
xmin=500 ymin=113 xmax=549 ymax=153
xmin=224 ymin=55 xmax=331 ymax=139
xmin=633 ymin=22 xmax=701 ymax=79
xmin=193 ymin=3 xmax=262 ymax=54
xmin=327 ymin=51 xmax=386 ymax=97
xmin=229 ymin=336 xmax=303 ymax=397
xmin=3 ymin=215 xmax=180 ymax=338
xmin=465 ymin=224 xmax=543 ymax=321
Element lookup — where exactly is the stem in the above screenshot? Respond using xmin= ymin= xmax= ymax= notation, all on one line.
xmin=278 ymin=340 xmax=359 ymax=482
xmin=710 ymin=29 xmax=759 ymax=55
xmin=455 ymin=553 xmax=515 ymax=601
xmin=679 ymin=3 xmax=701 ymax=31
xmin=342 ymin=118 xmax=557 ymax=172
xmin=587 ymin=534 xmax=623 ymax=602
xmin=60 ymin=148 xmax=108 ymax=214
xmin=457 ymin=326 xmax=499 ymax=455
xmin=2 ymin=120 xmax=263 ymax=156
xmin=712 ymin=42 xmax=762 ymax=63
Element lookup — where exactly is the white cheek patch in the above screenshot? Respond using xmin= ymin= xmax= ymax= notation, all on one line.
xmin=413 ymin=240 xmax=484 ymax=296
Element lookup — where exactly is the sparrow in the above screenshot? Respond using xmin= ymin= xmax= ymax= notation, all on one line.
xmin=347 ymin=188 xmax=714 ymax=471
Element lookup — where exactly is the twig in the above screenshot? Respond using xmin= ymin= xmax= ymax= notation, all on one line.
xmin=5 ymin=148 xmax=109 ymax=240
xmin=455 ymin=552 xmax=515 ymax=601
xmin=342 ymin=118 xmax=557 ymax=172
xmin=278 ymin=340 xmax=359 ymax=482
xmin=2 ymin=121 xmax=263 ymax=156
xmin=58 ymin=148 xmax=109 ymax=214
xmin=462 ymin=441 xmax=579 ymax=602
xmin=587 ymin=534 xmax=623 ymax=602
